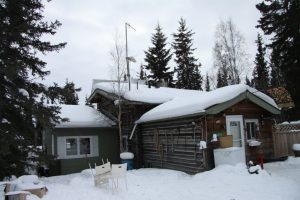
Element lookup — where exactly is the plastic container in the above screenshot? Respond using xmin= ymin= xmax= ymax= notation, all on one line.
xmin=120 ymin=152 xmax=134 ymax=170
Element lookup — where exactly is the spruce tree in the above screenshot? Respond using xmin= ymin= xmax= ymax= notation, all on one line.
xmin=245 ymin=76 xmax=252 ymax=86
xmin=205 ymin=73 xmax=211 ymax=91
xmin=257 ymin=0 xmax=300 ymax=118
xmin=60 ymin=80 xmax=81 ymax=105
xmin=144 ymin=24 xmax=172 ymax=87
xmin=216 ymin=68 xmax=228 ymax=88
xmin=0 ymin=0 xmax=66 ymax=178
xmin=269 ymin=48 xmax=285 ymax=87
xmin=252 ymin=33 xmax=269 ymax=92
xmin=139 ymin=64 xmax=146 ymax=80
xmin=172 ymin=18 xmax=203 ymax=90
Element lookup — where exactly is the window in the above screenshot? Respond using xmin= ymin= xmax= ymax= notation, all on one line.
xmin=57 ymin=136 xmax=98 ymax=159
xmin=80 ymin=138 xmax=91 ymax=155
xmin=66 ymin=138 xmax=78 ymax=155
xmin=245 ymin=119 xmax=259 ymax=140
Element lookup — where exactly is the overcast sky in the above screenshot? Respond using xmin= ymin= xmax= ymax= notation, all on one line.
xmin=42 ymin=0 xmax=262 ymax=104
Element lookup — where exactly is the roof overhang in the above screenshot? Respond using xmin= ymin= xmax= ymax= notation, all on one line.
xmin=88 ymin=88 xmax=160 ymax=105
xmin=206 ymin=91 xmax=280 ymax=115
xmin=137 ymin=90 xmax=280 ymax=124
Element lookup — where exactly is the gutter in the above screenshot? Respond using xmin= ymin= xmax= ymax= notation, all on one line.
xmin=129 ymin=123 xmax=138 ymax=140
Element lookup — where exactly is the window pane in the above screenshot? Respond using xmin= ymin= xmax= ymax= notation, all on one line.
xmin=66 ymin=138 xmax=77 ymax=155
xmin=80 ymin=138 xmax=91 ymax=155
xmin=230 ymin=121 xmax=242 ymax=147
xmin=246 ymin=122 xmax=256 ymax=139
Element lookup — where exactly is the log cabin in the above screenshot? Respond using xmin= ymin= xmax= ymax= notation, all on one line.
xmin=88 ymin=80 xmax=280 ymax=174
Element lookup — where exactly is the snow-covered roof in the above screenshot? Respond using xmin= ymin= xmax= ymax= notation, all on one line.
xmin=137 ymin=84 xmax=279 ymax=123
xmin=56 ymin=105 xmax=115 ymax=128
xmin=91 ymin=81 xmax=203 ymax=104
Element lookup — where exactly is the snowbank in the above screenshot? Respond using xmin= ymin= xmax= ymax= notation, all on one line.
xmin=21 ymin=157 xmax=300 ymax=200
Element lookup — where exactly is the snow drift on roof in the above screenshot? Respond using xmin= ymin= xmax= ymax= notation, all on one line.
xmin=56 ymin=105 xmax=115 ymax=128
xmin=137 ymin=84 xmax=278 ymax=123
xmin=92 ymin=81 xmax=203 ymax=104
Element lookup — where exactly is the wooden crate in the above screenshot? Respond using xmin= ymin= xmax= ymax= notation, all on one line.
xmin=5 ymin=191 xmax=30 ymax=200
xmin=219 ymin=135 xmax=233 ymax=148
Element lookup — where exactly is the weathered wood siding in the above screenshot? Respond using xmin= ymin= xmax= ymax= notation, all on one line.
xmin=139 ymin=117 xmax=211 ymax=174
xmin=94 ymin=93 xmax=157 ymax=167
xmin=205 ymin=100 xmax=277 ymax=162
xmin=273 ymin=123 xmax=300 ymax=157
xmin=138 ymin=100 xmax=278 ymax=174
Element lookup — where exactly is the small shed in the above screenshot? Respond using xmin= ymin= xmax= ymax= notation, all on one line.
xmin=135 ymin=84 xmax=280 ymax=174
xmin=44 ymin=105 xmax=118 ymax=175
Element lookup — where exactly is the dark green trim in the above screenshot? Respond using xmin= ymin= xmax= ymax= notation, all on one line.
xmin=205 ymin=91 xmax=280 ymax=115
xmin=246 ymin=91 xmax=281 ymax=114
xmin=206 ymin=93 xmax=247 ymax=114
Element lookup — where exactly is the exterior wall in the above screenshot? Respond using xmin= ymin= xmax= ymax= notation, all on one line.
xmin=205 ymin=100 xmax=276 ymax=163
xmin=95 ymin=94 xmax=157 ymax=168
xmin=45 ymin=127 xmax=119 ymax=175
xmin=139 ymin=100 xmax=278 ymax=174
xmin=139 ymin=117 xmax=211 ymax=174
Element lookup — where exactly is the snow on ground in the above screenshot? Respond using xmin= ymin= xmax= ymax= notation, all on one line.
xmin=1 ymin=158 xmax=300 ymax=200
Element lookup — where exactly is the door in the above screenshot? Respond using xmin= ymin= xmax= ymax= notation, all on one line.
xmin=226 ymin=115 xmax=245 ymax=148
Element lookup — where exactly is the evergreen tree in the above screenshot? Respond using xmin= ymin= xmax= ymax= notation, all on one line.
xmin=172 ymin=18 xmax=203 ymax=90
xmin=269 ymin=48 xmax=285 ymax=87
xmin=60 ymin=80 xmax=81 ymax=105
xmin=216 ymin=68 xmax=228 ymax=88
xmin=0 ymin=0 xmax=66 ymax=178
xmin=139 ymin=64 xmax=146 ymax=80
xmin=47 ymin=83 xmax=63 ymax=104
xmin=144 ymin=24 xmax=172 ymax=87
xmin=245 ymin=76 xmax=252 ymax=86
xmin=46 ymin=80 xmax=81 ymax=105
xmin=257 ymin=0 xmax=300 ymax=118
xmin=205 ymin=73 xmax=211 ymax=91
xmin=252 ymin=33 xmax=269 ymax=92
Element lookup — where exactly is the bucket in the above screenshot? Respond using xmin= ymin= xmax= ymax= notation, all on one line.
xmin=120 ymin=152 xmax=134 ymax=170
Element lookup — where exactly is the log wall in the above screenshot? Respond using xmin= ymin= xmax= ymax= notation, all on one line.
xmin=139 ymin=117 xmax=211 ymax=174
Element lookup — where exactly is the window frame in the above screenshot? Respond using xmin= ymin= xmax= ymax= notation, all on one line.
xmin=245 ymin=119 xmax=259 ymax=140
xmin=57 ymin=136 xmax=98 ymax=159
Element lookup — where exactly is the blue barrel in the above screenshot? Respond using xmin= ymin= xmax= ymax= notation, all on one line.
xmin=121 ymin=159 xmax=134 ymax=170
xmin=120 ymin=152 xmax=134 ymax=170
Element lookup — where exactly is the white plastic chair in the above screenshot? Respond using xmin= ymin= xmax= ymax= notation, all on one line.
xmin=111 ymin=163 xmax=127 ymax=190
xmin=93 ymin=162 xmax=111 ymax=188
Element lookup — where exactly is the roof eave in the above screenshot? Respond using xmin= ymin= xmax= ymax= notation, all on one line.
xmin=137 ymin=90 xmax=280 ymax=124
xmin=136 ymin=111 xmax=206 ymax=124
xmin=205 ymin=91 xmax=280 ymax=115
xmin=88 ymin=88 xmax=161 ymax=105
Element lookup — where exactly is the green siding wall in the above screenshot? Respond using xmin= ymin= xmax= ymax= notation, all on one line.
xmin=45 ymin=127 xmax=119 ymax=175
